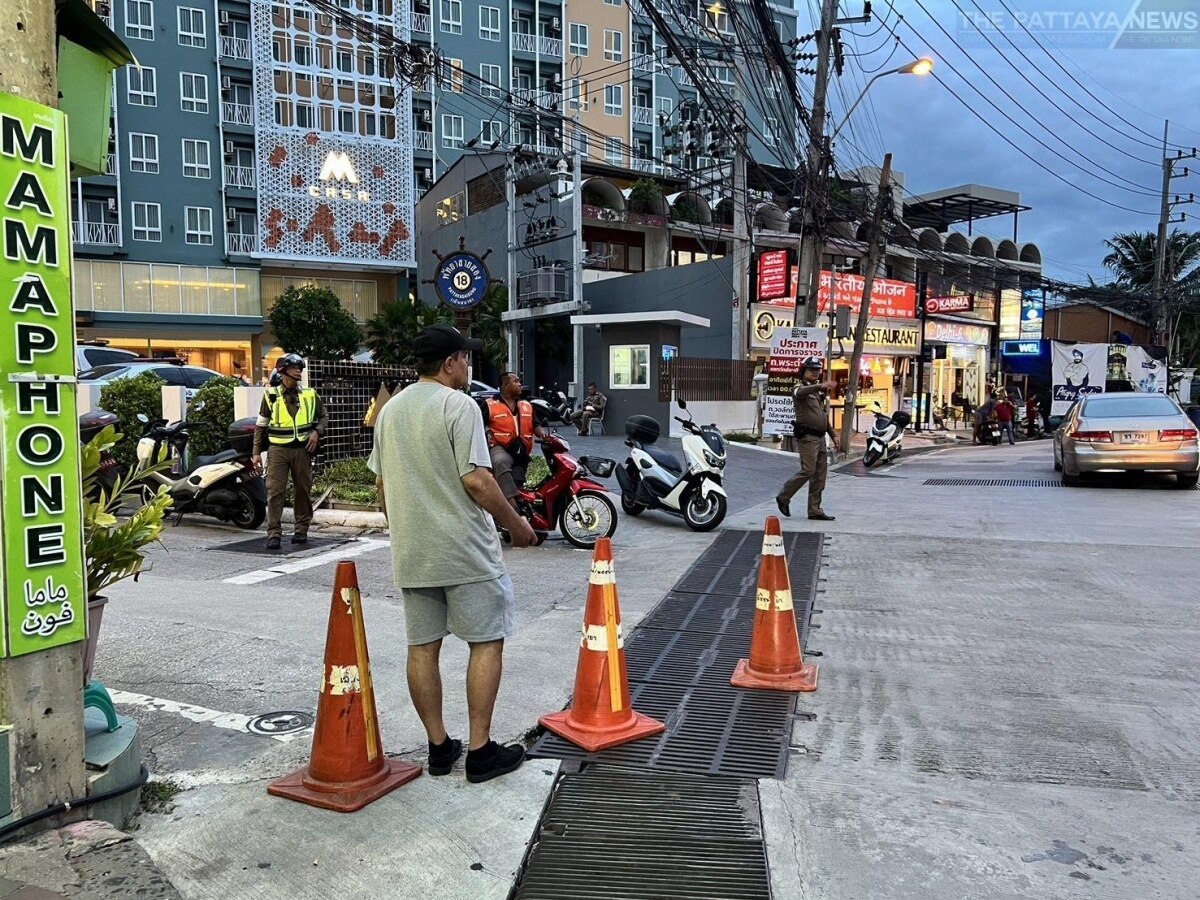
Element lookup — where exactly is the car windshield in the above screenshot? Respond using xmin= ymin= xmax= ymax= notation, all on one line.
xmin=1082 ymin=395 xmax=1178 ymax=418
xmin=83 ymin=348 xmax=136 ymax=366
xmin=79 ymin=365 xmax=132 ymax=380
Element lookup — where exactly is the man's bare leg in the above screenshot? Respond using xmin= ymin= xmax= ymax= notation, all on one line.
xmin=406 ymin=639 xmax=447 ymax=744
xmin=466 ymin=639 xmax=504 ymax=750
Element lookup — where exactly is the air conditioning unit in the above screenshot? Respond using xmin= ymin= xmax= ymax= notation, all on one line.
xmin=224 ymin=140 xmax=234 ymax=154
xmin=105 ymin=198 xmax=118 ymax=215
xmin=226 ymin=207 xmax=237 ymax=223
xmin=420 ymin=109 xmax=431 ymax=123
xmin=551 ymin=16 xmax=560 ymax=28
xmin=422 ymin=168 xmax=432 ymax=180
xmin=512 ymin=66 xmax=521 ymax=79
xmin=219 ymin=10 xmax=229 ymax=24
xmin=220 ymin=75 xmax=231 ymax=89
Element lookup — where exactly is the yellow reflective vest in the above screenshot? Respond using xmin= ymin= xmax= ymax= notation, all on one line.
xmin=267 ymin=387 xmax=320 ymax=445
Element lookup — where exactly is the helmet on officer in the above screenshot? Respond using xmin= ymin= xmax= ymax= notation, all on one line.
xmin=277 ymin=353 xmax=305 ymax=372
xmin=802 ymin=357 xmax=823 ymax=372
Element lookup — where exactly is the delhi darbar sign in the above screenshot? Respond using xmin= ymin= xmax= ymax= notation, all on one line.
xmin=0 ymin=93 xmax=86 ymax=657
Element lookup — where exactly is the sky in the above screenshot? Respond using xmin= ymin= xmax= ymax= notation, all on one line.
xmin=800 ymin=0 xmax=1200 ymax=284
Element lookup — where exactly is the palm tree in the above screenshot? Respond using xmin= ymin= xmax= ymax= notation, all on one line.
xmin=363 ymin=298 xmax=451 ymax=366
xmin=1102 ymin=229 xmax=1200 ymax=288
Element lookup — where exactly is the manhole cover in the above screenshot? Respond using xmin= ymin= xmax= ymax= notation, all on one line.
xmin=923 ymin=478 xmax=1062 ymax=487
xmin=247 ymin=711 xmax=313 ymax=735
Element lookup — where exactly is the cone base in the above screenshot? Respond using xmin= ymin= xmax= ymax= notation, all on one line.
xmin=539 ymin=708 xmax=666 ymax=752
xmin=267 ymin=758 xmax=423 ymax=812
xmin=731 ymin=657 xmax=819 ymax=693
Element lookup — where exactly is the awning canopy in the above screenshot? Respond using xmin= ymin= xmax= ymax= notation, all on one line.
xmin=570 ymin=311 xmax=710 ymax=328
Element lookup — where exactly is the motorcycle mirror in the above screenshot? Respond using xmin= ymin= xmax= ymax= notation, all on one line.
xmin=678 ymin=399 xmax=688 ymax=410
xmin=137 ymin=413 xmax=149 ymax=423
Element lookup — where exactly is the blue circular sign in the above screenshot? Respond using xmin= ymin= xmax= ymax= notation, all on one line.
xmin=435 ymin=252 xmax=491 ymax=310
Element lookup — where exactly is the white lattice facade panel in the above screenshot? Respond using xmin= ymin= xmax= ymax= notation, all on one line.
xmin=251 ymin=0 xmax=415 ymax=269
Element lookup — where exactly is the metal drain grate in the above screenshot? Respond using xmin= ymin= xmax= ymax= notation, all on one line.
xmin=923 ymin=478 xmax=1063 ymax=488
xmin=511 ymin=766 xmax=770 ymax=900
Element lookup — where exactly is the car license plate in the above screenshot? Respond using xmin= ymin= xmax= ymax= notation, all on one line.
xmin=1119 ymin=431 xmax=1151 ymax=444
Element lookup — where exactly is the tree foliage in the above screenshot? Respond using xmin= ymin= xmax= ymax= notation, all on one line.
xmin=363 ymin=298 xmax=452 ymax=366
xmin=98 ymin=371 xmax=164 ymax=468
xmin=472 ymin=284 xmax=510 ymax=370
xmin=268 ymin=285 xmax=363 ymax=360
xmin=187 ymin=376 xmax=240 ymax=457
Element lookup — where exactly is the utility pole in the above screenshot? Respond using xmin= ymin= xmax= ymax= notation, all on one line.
xmin=570 ymin=115 xmax=584 ymax=399
xmin=798 ymin=0 xmax=840 ymax=327
xmin=839 ymin=154 xmax=891 ymax=456
xmin=1151 ymin=120 xmax=1197 ymax=350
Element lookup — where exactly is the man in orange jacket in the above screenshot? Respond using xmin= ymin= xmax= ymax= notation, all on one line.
xmin=485 ymin=372 xmax=543 ymax=510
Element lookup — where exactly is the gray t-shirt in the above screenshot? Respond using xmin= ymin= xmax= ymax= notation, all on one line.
xmin=368 ymin=381 xmax=504 ymax=588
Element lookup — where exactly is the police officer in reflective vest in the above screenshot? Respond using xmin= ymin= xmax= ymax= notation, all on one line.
xmin=253 ymin=353 xmax=328 ymax=549
xmin=484 ymin=372 xmax=542 ymax=511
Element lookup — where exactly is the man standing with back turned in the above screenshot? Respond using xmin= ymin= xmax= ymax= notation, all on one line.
xmin=369 ymin=324 xmax=537 ymax=783
xmin=776 ymin=357 xmax=839 ymax=521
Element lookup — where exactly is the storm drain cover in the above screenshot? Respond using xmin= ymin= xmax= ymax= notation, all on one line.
xmin=511 ymin=766 xmax=770 ymax=900
xmin=210 ymin=536 xmax=352 ymax=555
xmin=247 ymin=710 xmax=314 ymax=735
xmin=923 ymin=478 xmax=1062 ymax=488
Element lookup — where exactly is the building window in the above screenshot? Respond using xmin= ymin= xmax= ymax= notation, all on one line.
xmin=604 ymin=84 xmax=622 ymax=116
xmin=296 ymin=103 xmax=315 ymax=128
xmin=656 ymin=96 xmax=673 ymax=118
xmin=479 ymin=5 xmax=500 ymax=40
xmin=604 ymin=137 xmax=622 ymax=165
xmin=128 ymin=133 xmax=158 ymax=173
xmin=442 ymin=114 xmax=464 ymax=148
xmin=479 ymin=64 xmax=502 ymax=98
xmin=127 ymin=66 xmax=156 ymax=106
xmin=440 ymin=0 xmax=462 ymax=34
xmin=569 ymin=22 xmax=588 ymax=56
xmin=177 ymin=7 xmax=206 ymax=47
xmin=132 ymin=202 xmax=161 ymax=242
xmin=603 ymin=29 xmax=623 ymax=62
xmin=445 ymin=58 xmax=463 ymax=92
xmin=180 ymin=73 xmax=209 ymax=113
xmin=567 ymin=78 xmax=588 ymax=111
xmin=609 ymin=345 xmax=650 ymax=390
xmin=481 ymin=120 xmax=503 ymax=144
xmin=336 ymin=50 xmax=353 ymax=73
xmin=764 ymin=117 xmax=778 ymax=147
xmin=293 ymin=39 xmax=314 ymax=66
xmin=604 ymin=0 xmax=622 ymax=5
xmin=573 ymin=131 xmax=589 ymax=157
xmin=338 ymin=109 xmax=355 ymax=133
xmin=125 ymin=0 xmax=153 ymax=40
xmin=181 ymin=139 xmax=210 ymax=178
xmin=184 ymin=206 xmax=214 ymax=245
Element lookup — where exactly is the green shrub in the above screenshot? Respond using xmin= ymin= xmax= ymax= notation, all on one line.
xmin=314 ymin=457 xmax=379 ymax=505
xmin=627 ymin=178 xmax=663 ymax=215
xmin=187 ymin=377 xmax=240 ymax=457
xmin=725 ymin=432 xmax=759 ymax=444
xmin=98 ymin=372 xmax=165 ymax=468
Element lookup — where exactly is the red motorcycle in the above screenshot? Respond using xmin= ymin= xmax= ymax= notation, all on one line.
xmin=511 ymin=433 xmax=618 ymax=549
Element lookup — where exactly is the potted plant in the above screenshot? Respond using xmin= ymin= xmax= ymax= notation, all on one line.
xmin=81 ymin=425 xmax=173 ymax=683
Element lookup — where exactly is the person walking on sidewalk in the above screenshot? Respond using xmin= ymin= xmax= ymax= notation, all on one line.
xmin=995 ymin=391 xmax=1017 ymax=445
xmin=369 ymin=324 xmax=538 ymax=784
xmin=776 ymin=358 xmax=839 ymax=522
xmin=253 ymin=353 xmax=326 ymax=550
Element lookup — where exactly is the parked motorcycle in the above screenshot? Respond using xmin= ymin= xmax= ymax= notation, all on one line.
xmin=505 ymin=432 xmax=617 ymax=549
xmin=530 ymin=386 xmax=574 ymax=428
xmin=862 ymin=403 xmax=912 ymax=468
xmin=79 ymin=409 xmax=125 ymax=499
xmin=978 ymin=418 xmax=1003 ymax=446
xmin=615 ymin=400 xmax=727 ymax=532
xmin=132 ymin=409 xmax=266 ymax=528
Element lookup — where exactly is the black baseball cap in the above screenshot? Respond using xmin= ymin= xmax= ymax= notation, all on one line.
xmin=413 ymin=324 xmax=483 ymax=362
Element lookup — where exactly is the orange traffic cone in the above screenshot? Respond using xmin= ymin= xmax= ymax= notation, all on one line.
xmin=268 ymin=561 xmax=422 ymax=811
xmin=731 ymin=517 xmax=819 ymax=692
xmin=539 ymin=538 xmax=665 ymax=751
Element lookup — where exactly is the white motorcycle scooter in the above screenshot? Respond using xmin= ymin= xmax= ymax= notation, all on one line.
xmin=614 ymin=400 xmax=728 ymax=531
xmin=862 ymin=402 xmax=912 ymax=468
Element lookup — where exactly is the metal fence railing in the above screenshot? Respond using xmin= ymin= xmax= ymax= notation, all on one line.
xmin=307 ymin=360 xmax=417 ymax=467
xmin=659 ymin=358 xmax=758 ymax=403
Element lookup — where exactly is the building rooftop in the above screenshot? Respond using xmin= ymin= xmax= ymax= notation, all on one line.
xmin=904 ymin=184 xmax=1031 ymax=230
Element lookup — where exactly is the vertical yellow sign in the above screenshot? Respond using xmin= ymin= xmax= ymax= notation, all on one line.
xmin=0 ymin=92 xmax=86 ymax=657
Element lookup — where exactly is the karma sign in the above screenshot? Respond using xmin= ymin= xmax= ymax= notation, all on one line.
xmin=0 ymin=93 xmax=86 ymax=657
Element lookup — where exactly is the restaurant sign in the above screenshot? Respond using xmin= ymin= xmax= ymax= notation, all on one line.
xmin=817 ymin=271 xmax=916 ymax=319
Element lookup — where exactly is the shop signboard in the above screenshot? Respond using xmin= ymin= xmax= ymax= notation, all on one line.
xmin=817 ymin=271 xmax=916 ymax=319
xmin=763 ymin=327 xmax=824 ymax=435
xmin=1020 ymin=287 xmax=1044 ymax=339
xmin=755 ymin=249 xmax=789 ymax=302
xmin=0 ymin=93 xmax=87 ymax=657
xmin=750 ymin=303 xmax=793 ymax=349
xmin=999 ymin=289 xmax=1022 ymax=339
xmin=434 ymin=251 xmax=491 ymax=310
xmin=923 ymin=320 xmax=990 ymax=346
xmin=1002 ymin=340 xmax=1043 ymax=356
xmin=1050 ymin=341 xmax=1168 ymax=416
xmin=818 ymin=318 xmax=920 ymax=356
xmin=924 ymin=294 xmax=974 ymax=315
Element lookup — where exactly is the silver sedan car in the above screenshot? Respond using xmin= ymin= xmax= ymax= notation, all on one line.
xmin=1054 ymin=393 xmax=1200 ymax=487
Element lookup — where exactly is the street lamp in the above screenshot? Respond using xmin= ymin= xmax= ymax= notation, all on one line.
xmin=831 ymin=57 xmax=934 ymax=141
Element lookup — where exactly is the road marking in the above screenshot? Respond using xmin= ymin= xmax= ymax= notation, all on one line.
xmin=109 ymin=690 xmax=311 ymax=744
xmin=222 ymin=537 xmax=390 ymax=585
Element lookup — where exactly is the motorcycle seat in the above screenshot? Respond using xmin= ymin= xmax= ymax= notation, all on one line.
xmin=191 ymin=449 xmax=242 ymax=471
xmin=644 ymin=445 xmax=684 ymax=474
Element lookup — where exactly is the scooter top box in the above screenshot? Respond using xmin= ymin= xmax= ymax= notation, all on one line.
xmin=625 ymin=415 xmax=660 ymax=444
xmin=228 ymin=416 xmax=257 ymax=454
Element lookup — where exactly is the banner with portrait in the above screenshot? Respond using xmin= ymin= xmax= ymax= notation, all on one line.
xmin=1051 ymin=343 xmax=1106 ymax=416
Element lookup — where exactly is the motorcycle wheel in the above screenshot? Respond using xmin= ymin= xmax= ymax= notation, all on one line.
xmin=862 ymin=447 xmax=882 ymax=467
xmin=230 ymin=487 xmax=266 ymax=530
xmin=559 ymin=491 xmax=618 ymax=549
xmin=682 ymin=488 xmax=726 ymax=532
xmin=620 ymin=491 xmax=645 ymax=515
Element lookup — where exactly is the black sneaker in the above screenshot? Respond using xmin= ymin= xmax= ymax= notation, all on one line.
xmin=266 ymin=537 xmax=281 ymax=550
xmin=290 ymin=533 xmax=308 ymax=545
xmin=465 ymin=741 xmax=526 ymax=784
xmin=428 ymin=737 xmax=463 ymax=776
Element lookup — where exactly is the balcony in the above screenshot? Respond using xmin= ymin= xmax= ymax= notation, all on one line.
xmin=536 ymin=144 xmax=562 ymax=157
xmin=414 ymin=130 xmax=433 ymax=151
xmin=539 ymin=35 xmax=563 ymax=58
xmin=220 ymin=34 xmax=251 ymax=60
xmin=223 ymin=164 xmax=256 ymax=189
xmin=632 ymin=156 xmax=656 ymax=173
xmin=512 ymin=87 xmax=562 ymax=111
xmin=632 ymin=105 xmax=653 ymax=127
xmin=103 ymin=153 xmax=117 ymax=176
xmin=512 ymin=32 xmax=537 ymax=54
xmin=73 ymin=221 xmax=120 ymax=246
xmin=226 ymin=233 xmax=257 ymax=255
xmin=222 ymin=101 xmax=253 ymax=126
xmin=410 ymin=11 xmax=430 ymax=33
xmin=675 ymin=66 xmax=694 ymax=88
xmin=415 ymin=75 xmax=434 ymax=94
xmin=633 ymin=53 xmax=658 ymax=74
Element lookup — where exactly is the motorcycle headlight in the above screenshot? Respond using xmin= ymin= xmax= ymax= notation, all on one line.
xmin=703 ymin=449 xmax=725 ymax=468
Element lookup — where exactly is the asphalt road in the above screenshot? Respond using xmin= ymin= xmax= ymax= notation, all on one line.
xmin=95 ymin=435 xmax=1200 ymax=899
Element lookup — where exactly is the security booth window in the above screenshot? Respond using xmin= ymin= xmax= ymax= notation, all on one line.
xmin=610 ymin=345 xmax=650 ymax=390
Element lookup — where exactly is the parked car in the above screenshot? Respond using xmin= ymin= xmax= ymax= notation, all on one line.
xmin=1053 ymin=393 xmax=1200 ymax=487
xmin=76 ymin=343 xmax=138 ymax=373
xmin=79 ymin=362 xmax=224 ymax=400
xmin=469 ymin=379 xmax=499 ymax=400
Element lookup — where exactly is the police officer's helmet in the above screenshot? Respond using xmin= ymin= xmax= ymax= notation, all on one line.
xmin=802 ymin=357 xmax=823 ymax=372
xmin=277 ymin=353 xmax=306 ymax=372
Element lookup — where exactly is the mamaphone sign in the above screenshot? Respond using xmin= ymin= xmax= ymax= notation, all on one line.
xmin=0 ymin=93 xmax=86 ymax=656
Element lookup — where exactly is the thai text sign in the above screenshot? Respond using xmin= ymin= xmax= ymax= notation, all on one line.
xmin=817 ymin=271 xmax=916 ymax=318
xmin=763 ymin=327 xmax=825 ymax=435
xmin=756 ymin=249 xmax=789 ymax=301
xmin=0 ymin=93 xmax=86 ymax=656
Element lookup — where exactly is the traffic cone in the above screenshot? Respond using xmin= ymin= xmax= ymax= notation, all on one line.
xmin=539 ymin=538 xmax=665 ymax=751
xmin=731 ymin=517 xmax=819 ymax=692
xmin=268 ymin=561 xmax=422 ymax=811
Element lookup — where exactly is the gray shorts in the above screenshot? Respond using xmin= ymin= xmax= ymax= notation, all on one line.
xmin=400 ymin=574 xmax=516 ymax=646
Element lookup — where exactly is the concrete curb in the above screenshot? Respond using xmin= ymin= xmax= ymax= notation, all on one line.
xmin=280 ymin=507 xmax=387 ymax=529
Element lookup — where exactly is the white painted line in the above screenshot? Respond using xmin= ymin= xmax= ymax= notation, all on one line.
xmin=109 ymin=690 xmax=311 ymax=744
xmin=222 ymin=537 xmax=390 ymax=585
